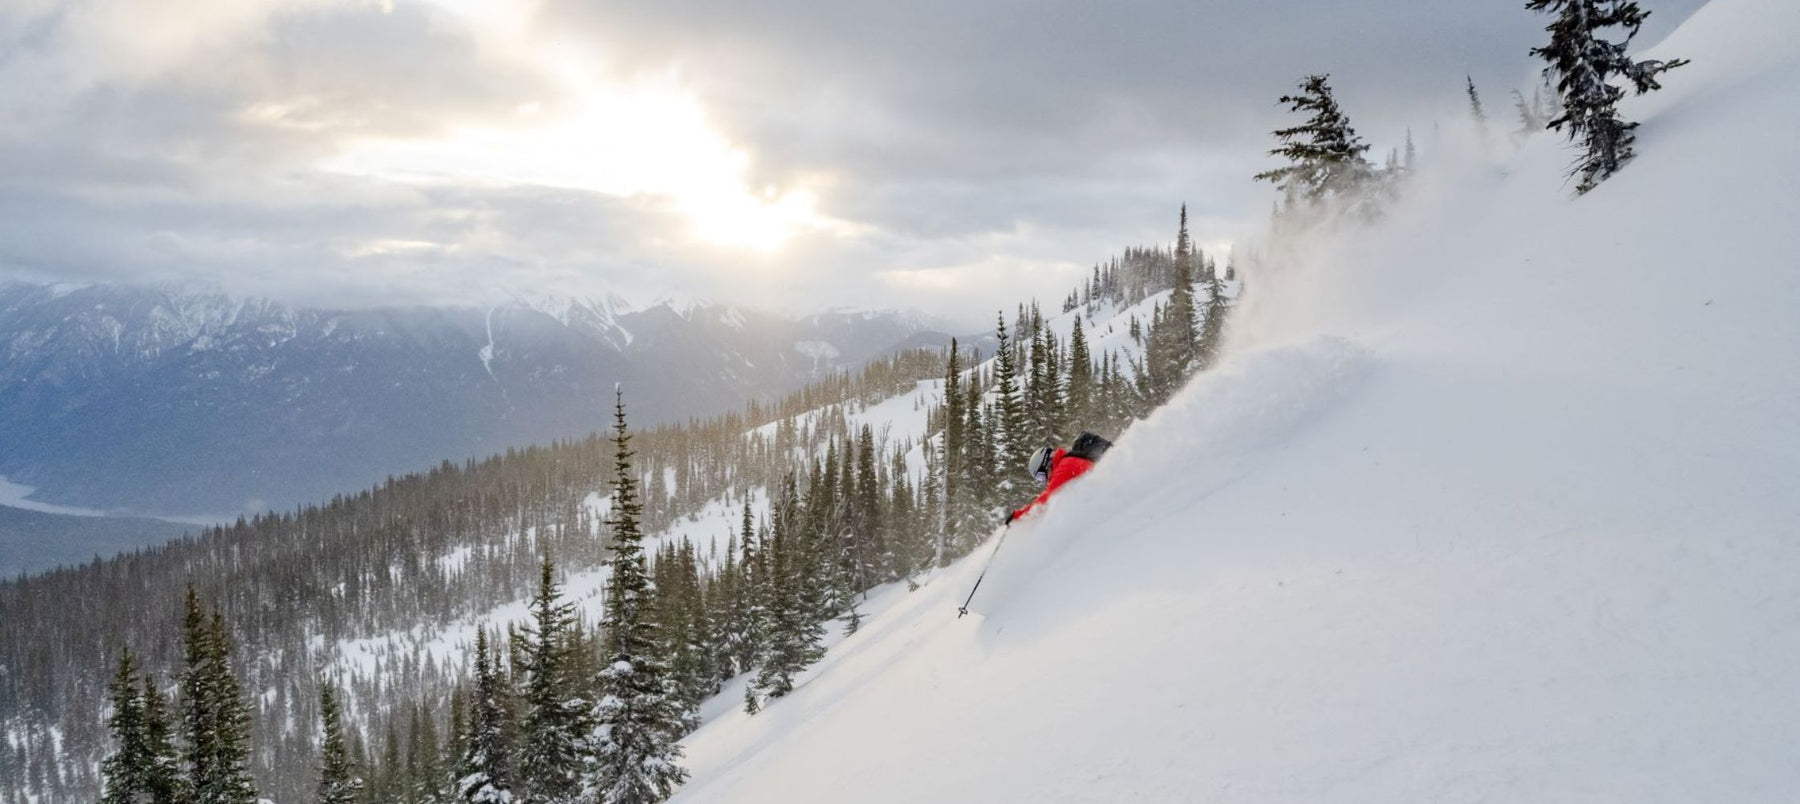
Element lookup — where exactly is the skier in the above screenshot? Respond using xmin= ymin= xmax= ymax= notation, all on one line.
xmin=1005 ymin=431 xmax=1112 ymax=525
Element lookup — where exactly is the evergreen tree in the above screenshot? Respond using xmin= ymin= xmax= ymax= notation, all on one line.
xmin=1254 ymin=74 xmax=1374 ymax=207
xmin=446 ymin=686 xmax=470 ymax=799
xmin=140 ymin=675 xmax=183 ymax=803
xmin=1026 ymin=320 xmax=1048 ymax=440
xmin=315 ymin=682 xmax=362 ymax=804
xmin=178 ymin=589 xmax=258 ymax=804
xmin=587 ymin=388 xmax=690 ymax=804
xmin=1035 ymin=327 xmax=1069 ymax=444
xmin=1066 ymin=316 xmax=1094 ymax=428
xmin=684 ymin=541 xmax=721 ymax=707
xmin=408 ymin=701 xmax=445 ymax=803
xmin=655 ymin=539 xmax=716 ymax=715
xmin=921 ymin=440 xmax=946 ymax=571
xmin=1144 ymin=205 xmax=1201 ymax=406
xmin=724 ymin=502 xmax=761 ymax=676
xmin=1467 ymin=74 xmax=1491 ymax=148
xmin=885 ymin=448 xmax=926 ymax=577
xmin=515 ymin=558 xmax=587 ymax=804
xmin=738 ymin=515 xmax=770 ymax=685
xmin=457 ymin=629 xmax=515 ymax=803
xmin=1526 ymin=0 xmax=1688 ymax=192
xmin=851 ymin=424 xmax=884 ymax=581
xmin=1198 ymin=254 xmax=1229 ymax=370
xmin=991 ymin=314 xmax=1030 ymax=487
xmin=1513 ymin=88 xmax=1545 ymax=139
xmin=939 ymin=340 xmax=965 ymax=567
xmin=962 ymin=378 xmax=996 ymax=527
xmin=751 ymin=475 xmax=828 ymax=699
xmin=374 ymin=721 xmax=403 ymax=803
xmin=101 ymin=650 xmax=152 ymax=804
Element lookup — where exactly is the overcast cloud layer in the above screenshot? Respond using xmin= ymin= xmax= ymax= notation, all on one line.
xmin=0 ymin=0 xmax=1702 ymax=327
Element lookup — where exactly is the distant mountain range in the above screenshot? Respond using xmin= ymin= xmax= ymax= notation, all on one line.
xmin=0 ymin=281 xmax=955 ymax=516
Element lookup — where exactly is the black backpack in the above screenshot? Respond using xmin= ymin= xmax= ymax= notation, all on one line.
xmin=1067 ymin=431 xmax=1113 ymax=463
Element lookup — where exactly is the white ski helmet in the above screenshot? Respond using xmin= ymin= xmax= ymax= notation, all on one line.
xmin=1027 ymin=446 xmax=1055 ymax=484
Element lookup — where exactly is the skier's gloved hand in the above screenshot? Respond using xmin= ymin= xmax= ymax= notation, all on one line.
xmin=1004 ymin=509 xmax=1018 ymax=526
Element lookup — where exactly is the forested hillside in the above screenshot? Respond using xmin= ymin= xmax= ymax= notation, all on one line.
xmin=0 ymin=215 xmax=1237 ymax=803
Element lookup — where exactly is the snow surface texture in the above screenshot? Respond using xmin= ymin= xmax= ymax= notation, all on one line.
xmin=671 ymin=2 xmax=1800 ymax=801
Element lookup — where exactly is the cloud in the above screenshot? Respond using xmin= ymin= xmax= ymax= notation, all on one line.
xmin=0 ymin=0 xmax=1706 ymax=328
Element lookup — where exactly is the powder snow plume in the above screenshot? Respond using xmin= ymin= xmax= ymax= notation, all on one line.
xmin=668 ymin=0 xmax=1800 ymax=800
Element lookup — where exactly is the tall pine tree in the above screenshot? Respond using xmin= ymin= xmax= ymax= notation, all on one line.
xmin=1066 ymin=316 xmax=1094 ymax=429
xmin=1198 ymin=253 xmax=1229 ymax=370
xmin=178 ymin=589 xmax=258 ymax=804
xmin=456 ymin=629 xmax=515 ymax=803
xmin=1144 ymin=205 xmax=1201 ymax=406
xmin=588 ymin=387 xmax=690 ymax=804
xmin=752 ymin=475 xmax=827 ymax=698
xmin=515 ymin=558 xmax=588 ymax=804
xmin=315 ymin=682 xmax=363 ymax=804
xmin=101 ymin=649 xmax=152 ymax=804
xmin=140 ymin=673 xmax=183 ymax=803
xmin=939 ymin=340 xmax=965 ymax=567
xmin=992 ymin=314 xmax=1031 ymax=487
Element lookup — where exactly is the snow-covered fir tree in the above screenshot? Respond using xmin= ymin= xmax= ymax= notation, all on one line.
xmin=850 ymin=424 xmax=884 ymax=587
xmin=751 ymin=477 xmax=827 ymax=701
xmin=722 ymin=502 xmax=762 ymax=677
xmin=1143 ymin=206 xmax=1202 ymax=406
xmin=964 ymin=378 xmax=998 ymax=513
xmin=991 ymin=314 xmax=1031 ymax=485
xmin=1066 ymin=316 xmax=1094 ymax=428
xmin=1254 ymin=74 xmax=1374 ymax=210
xmin=1198 ymin=252 xmax=1230 ymax=369
xmin=515 ymin=558 xmax=590 ymax=803
xmin=457 ymin=629 xmax=516 ymax=803
xmin=101 ymin=650 xmax=157 ymax=804
xmin=316 ymin=682 xmax=363 ymax=804
xmin=179 ymin=589 xmax=259 ymax=804
xmin=587 ymin=388 xmax=691 ymax=804
xmin=1525 ymin=0 xmax=1688 ymax=192
xmin=939 ymin=337 xmax=967 ymax=565
xmin=652 ymin=538 xmax=718 ymax=714
xmin=408 ymin=702 xmax=448 ymax=803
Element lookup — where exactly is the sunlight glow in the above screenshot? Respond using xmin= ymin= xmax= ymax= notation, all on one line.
xmin=322 ymin=41 xmax=834 ymax=253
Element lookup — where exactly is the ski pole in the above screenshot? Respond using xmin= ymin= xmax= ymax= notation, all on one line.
xmin=957 ymin=526 xmax=1012 ymax=618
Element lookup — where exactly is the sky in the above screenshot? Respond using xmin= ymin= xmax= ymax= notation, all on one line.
xmin=0 ymin=0 xmax=1703 ymax=328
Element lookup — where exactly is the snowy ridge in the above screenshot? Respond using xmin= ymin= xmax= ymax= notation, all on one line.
xmin=664 ymin=1 xmax=1800 ymax=800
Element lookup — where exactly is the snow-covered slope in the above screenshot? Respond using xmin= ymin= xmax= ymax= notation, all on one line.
xmin=670 ymin=1 xmax=1800 ymax=800
xmin=329 ymin=294 xmax=1170 ymax=708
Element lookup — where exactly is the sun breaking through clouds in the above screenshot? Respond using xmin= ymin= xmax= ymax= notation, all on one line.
xmin=0 ymin=0 xmax=1706 ymax=325
xmin=323 ymin=39 xmax=846 ymax=253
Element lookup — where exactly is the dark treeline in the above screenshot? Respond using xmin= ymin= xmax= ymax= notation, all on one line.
xmin=1 ymin=206 xmax=1238 ymax=803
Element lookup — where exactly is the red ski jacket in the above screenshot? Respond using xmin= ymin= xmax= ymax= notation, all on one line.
xmin=1008 ymin=448 xmax=1095 ymax=523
